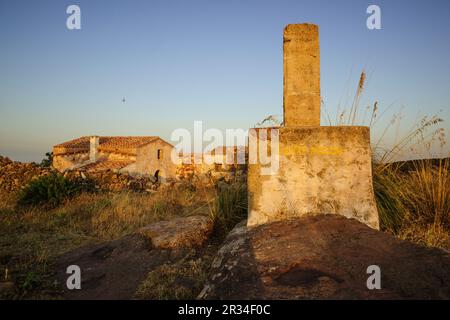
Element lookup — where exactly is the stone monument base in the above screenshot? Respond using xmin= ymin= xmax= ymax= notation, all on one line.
xmin=247 ymin=126 xmax=379 ymax=229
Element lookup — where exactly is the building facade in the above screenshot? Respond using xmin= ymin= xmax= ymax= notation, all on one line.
xmin=53 ymin=136 xmax=176 ymax=181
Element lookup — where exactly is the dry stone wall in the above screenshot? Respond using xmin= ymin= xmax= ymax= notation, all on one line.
xmin=0 ymin=156 xmax=53 ymax=192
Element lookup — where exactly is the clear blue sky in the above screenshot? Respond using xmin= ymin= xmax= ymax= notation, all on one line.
xmin=1 ymin=0 xmax=449 ymax=162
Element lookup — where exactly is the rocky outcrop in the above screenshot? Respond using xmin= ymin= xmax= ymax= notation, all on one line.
xmin=55 ymin=234 xmax=170 ymax=299
xmin=54 ymin=215 xmax=213 ymax=299
xmin=138 ymin=216 xmax=213 ymax=249
xmin=199 ymin=215 xmax=450 ymax=299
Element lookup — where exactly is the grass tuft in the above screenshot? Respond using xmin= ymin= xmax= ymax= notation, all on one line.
xmin=208 ymin=181 xmax=247 ymax=238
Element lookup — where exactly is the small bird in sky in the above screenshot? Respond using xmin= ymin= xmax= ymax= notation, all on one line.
xmin=121 ymin=97 xmax=126 ymax=103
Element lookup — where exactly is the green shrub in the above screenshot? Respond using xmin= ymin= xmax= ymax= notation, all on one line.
xmin=373 ymin=164 xmax=408 ymax=232
xmin=18 ymin=173 xmax=82 ymax=207
xmin=39 ymin=152 xmax=53 ymax=168
xmin=210 ymin=182 xmax=247 ymax=236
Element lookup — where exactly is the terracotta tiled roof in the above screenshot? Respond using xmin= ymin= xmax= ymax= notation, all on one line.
xmin=98 ymin=137 xmax=159 ymax=154
xmin=53 ymin=136 xmax=159 ymax=156
xmin=81 ymin=159 xmax=134 ymax=172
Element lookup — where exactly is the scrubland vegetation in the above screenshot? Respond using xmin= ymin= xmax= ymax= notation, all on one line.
xmin=0 ymin=174 xmax=246 ymax=299
xmin=332 ymin=71 xmax=449 ymax=249
xmin=1 ymin=72 xmax=448 ymax=299
xmin=2 ymin=153 xmax=447 ymax=299
xmin=374 ymin=158 xmax=449 ymax=248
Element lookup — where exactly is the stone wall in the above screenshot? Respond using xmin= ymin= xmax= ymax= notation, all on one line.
xmin=0 ymin=156 xmax=158 ymax=194
xmin=1 ymin=152 xmax=244 ymax=195
xmin=63 ymin=170 xmax=158 ymax=192
xmin=53 ymin=152 xmax=136 ymax=173
xmin=0 ymin=156 xmax=53 ymax=192
xmin=53 ymin=152 xmax=89 ymax=172
xmin=130 ymin=139 xmax=176 ymax=180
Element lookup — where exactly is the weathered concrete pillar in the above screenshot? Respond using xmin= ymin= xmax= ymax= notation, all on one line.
xmin=283 ymin=24 xmax=321 ymax=127
xmin=247 ymin=23 xmax=379 ymax=230
xmin=89 ymin=136 xmax=99 ymax=162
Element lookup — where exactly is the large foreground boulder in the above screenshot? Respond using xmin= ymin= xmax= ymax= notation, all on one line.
xmin=55 ymin=234 xmax=167 ymax=299
xmin=55 ymin=215 xmax=213 ymax=299
xmin=199 ymin=215 xmax=450 ymax=299
xmin=138 ymin=215 xmax=212 ymax=249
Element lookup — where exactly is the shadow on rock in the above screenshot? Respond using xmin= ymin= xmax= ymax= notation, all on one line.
xmin=200 ymin=215 xmax=450 ymax=299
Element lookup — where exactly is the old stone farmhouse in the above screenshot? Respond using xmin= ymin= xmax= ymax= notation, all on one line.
xmin=53 ymin=136 xmax=176 ymax=181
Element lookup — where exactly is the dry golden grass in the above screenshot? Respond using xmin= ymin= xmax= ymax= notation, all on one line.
xmin=332 ymin=70 xmax=449 ymax=250
xmin=376 ymin=159 xmax=450 ymax=249
xmin=403 ymin=159 xmax=449 ymax=226
xmin=0 ymin=181 xmax=215 ymax=298
xmin=398 ymin=221 xmax=449 ymax=249
xmin=134 ymin=247 xmax=216 ymax=300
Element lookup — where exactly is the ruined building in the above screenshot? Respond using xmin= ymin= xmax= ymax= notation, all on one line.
xmin=247 ymin=24 xmax=379 ymax=229
xmin=53 ymin=136 xmax=176 ymax=181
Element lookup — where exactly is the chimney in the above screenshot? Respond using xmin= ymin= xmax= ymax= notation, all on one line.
xmin=283 ymin=24 xmax=321 ymax=127
xmin=89 ymin=136 xmax=99 ymax=162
